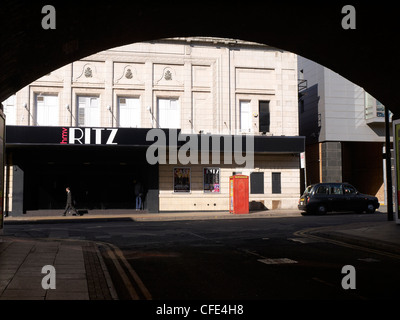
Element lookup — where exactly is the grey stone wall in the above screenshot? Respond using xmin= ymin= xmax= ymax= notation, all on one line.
xmin=321 ymin=142 xmax=342 ymax=182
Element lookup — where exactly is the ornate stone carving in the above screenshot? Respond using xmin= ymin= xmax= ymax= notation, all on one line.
xmin=164 ymin=70 xmax=172 ymax=80
xmin=114 ymin=64 xmax=144 ymax=85
xmin=156 ymin=66 xmax=182 ymax=86
xmin=125 ymin=68 xmax=133 ymax=79
xmin=74 ymin=62 xmax=104 ymax=83
xmin=84 ymin=67 xmax=93 ymax=78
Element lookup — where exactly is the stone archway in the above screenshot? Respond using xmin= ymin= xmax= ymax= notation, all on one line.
xmin=0 ymin=2 xmax=399 ymax=115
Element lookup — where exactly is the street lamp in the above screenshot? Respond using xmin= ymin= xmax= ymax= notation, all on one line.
xmin=107 ymin=105 xmax=117 ymax=127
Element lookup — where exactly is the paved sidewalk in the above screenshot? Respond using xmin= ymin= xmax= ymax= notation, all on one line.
xmin=3 ymin=208 xmax=302 ymax=224
xmin=0 ymin=237 xmax=117 ymax=300
xmin=303 ymin=219 xmax=400 ymax=256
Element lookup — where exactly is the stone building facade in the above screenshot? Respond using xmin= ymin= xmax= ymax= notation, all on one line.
xmin=2 ymin=37 xmax=303 ymax=214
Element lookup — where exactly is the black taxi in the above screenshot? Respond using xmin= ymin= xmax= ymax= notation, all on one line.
xmin=298 ymin=183 xmax=380 ymax=214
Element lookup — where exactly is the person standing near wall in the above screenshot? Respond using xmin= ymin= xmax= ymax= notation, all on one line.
xmin=133 ymin=180 xmax=143 ymax=210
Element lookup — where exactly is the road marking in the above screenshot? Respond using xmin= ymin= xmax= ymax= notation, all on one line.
xmin=258 ymin=258 xmax=298 ymax=265
xmin=101 ymin=244 xmax=140 ymax=300
xmin=312 ymin=277 xmax=337 ymax=289
xmin=241 ymin=248 xmax=298 ymax=265
xmin=312 ymin=277 xmax=367 ymax=300
xmin=288 ymin=237 xmax=323 ymax=244
xmin=186 ymin=231 xmax=210 ymax=240
xmin=105 ymin=243 xmax=152 ymax=300
xmin=241 ymin=249 xmax=265 ymax=259
xmin=357 ymin=257 xmax=379 ymax=263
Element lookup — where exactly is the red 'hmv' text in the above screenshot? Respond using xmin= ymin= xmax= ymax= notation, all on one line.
xmin=60 ymin=127 xmax=68 ymax=144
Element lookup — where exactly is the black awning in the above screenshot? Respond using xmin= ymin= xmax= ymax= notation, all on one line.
xmin=6 ymin=125 xmax=305 ymax=153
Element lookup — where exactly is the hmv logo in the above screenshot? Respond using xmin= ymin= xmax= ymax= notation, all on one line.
xmin=60 ymin=127 xmax=118 ymax=145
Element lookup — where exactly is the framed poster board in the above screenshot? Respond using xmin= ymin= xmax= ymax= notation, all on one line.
xmin=173 ymin=168 xmax=190 ymax=193
xmin=203 ymin=168 xmax=220 ymax=193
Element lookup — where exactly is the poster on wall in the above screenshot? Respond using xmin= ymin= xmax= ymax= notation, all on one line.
xmin=174 ymin=168 xmax=191 ymax=193
xmin=204 ymin=168 xmax=220 ymax=193
xmin=393 ymin=119 xmax=400 ymax=224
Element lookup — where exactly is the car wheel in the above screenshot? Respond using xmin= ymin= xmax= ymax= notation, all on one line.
xmin=317 ymin=204 xmax=327 ymax=215
xmin=366 ymin=203 xmax=376 ymax=214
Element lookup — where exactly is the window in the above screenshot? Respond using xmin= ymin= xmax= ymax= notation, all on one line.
xmin=118 ymin=97 xmax=140 ymax=128
xmin=272 ymin=172 xmax=281 ymax=194
xmin=173 ymin=168 xmax=190 ymax=193
xmin=77 ymin=96 xmax=99 ymax=127
xmin=259 ymin=101 xmax=270 ymax=132
xmin=343 ymin=185 xmax=356 ymax=194
xmin=365 ymin=92 xmax=388 ymax=119
xmin=240 ymin=100 xmax=251 ymax=132
xmin=250 ymin=172 xmax=264 ymax=194
xmin=316 ymin=185 xmax=329 ymax=194
xmin=158 ymin=98 xmax=180 ymax=128
xmin=36 ymin=94 xmax=59 ymax=126
xmin=2 ymin=95 xmax=16 ymax=125
xmin=204 ymin=168 xmax=220 ymax=193
xmin=330 ymin=185 xmax=343 ymax=195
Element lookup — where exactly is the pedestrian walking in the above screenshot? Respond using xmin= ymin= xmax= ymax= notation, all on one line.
xmin=62 ymin=187 xmax=78 ymax=216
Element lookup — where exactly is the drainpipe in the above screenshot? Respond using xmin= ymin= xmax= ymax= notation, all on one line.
xmin=385 ymin=106 xmax=393 ymax=221
xmin=228 ymin=45 xmax=232 ymax=134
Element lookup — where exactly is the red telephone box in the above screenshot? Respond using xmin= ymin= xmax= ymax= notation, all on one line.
xmin=229 ymin=175 xmax=249 ymax=214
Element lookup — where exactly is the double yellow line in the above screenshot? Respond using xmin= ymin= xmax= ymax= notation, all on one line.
xmin=100 ymin=242 xmax=152 ymax=300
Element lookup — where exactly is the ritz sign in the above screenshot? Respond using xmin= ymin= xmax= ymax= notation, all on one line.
xmin=59 ymin=127 xmax=254 ymax=168
xmin=60 ymin=127 xmax=118 ymax=145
